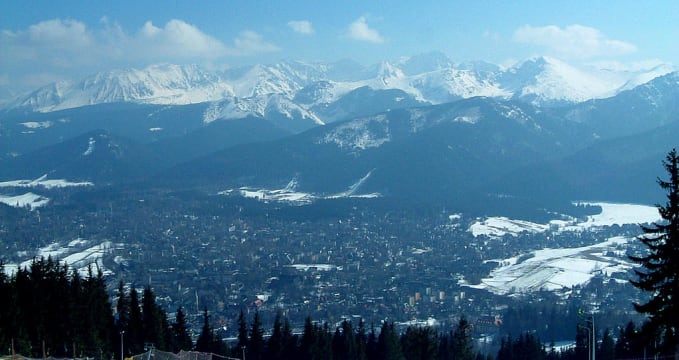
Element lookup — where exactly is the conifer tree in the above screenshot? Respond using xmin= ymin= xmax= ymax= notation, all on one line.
xmin=116 ymin=281 xmax=130 ymax=358
xmin=341 ymin=320 xmax=357 ymax=360
xmin=142 ymin=285 xmax=166 ymax=350
xmin=234 ymin=309 xmax=248 ymax=358
xmin=127 ymin=287 xmax=145 ymax=354
xmin=0 ymin=262 xmax=8 ymax=353
xmin=300 ymin=316 xmax=315 ymax=360
xmin=196 ymin=308 xmax=213 ymax=353
xmin=597 ymin=328 xmax=616 ymax=360
xmin=172 ymin=307 xmax=193 ymax=351
xmin=281 ymin=316 xmax=297 ymax=359
xmin=69 ymin=269 xmax=85 ymax=356
xmin=265 ymin=311 xmax=284 ymax=360
xmin=377 ymin=322 xmax=404 ymax=360
xmin=614 ymin=321 xmax=642 ymax=359
xmin=630 ymin=148 xmax=679 ymax=352
xmin=356 ymin=319 xmax=368 ymax=360
xmin=366 ymin=323 xmax=378 ymax=360
xmin=248 ymin=311 xmax=265 ymax=360
xmin=81 ymin=267 xmax=114 ymax=358
xmin=116 ymin=281 xmax=130 ymax=332
xmin=451 ymin=317 xmax=475 ymax=360
xmin=401 ymin=326 xmax=438 ymax=360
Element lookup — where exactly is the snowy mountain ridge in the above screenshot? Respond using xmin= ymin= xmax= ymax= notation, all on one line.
xmin=5 ymin=54 xmax=676 ymax=119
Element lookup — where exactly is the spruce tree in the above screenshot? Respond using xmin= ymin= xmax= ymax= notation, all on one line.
xmin=630 ymin=148 xmax=679 ymax=352
xmin=127 ymin=287 xmax=145 ymax=354
xmin=401 ymin=326 xmax=438 ymax=360
xmin=265 ymin=311 xmax=283 ymax=360
xmin=0 ymin=262 xmax=8 ymax=354
xmin=248 ymin=311 xmax=265 ymax=360
xmin=299 ymin=316 xmax=316 ymax=360
xmin=281 ymin=316 xmax=297 ymax=359
xmin=377 ymin=322 xmax=404 ymax=360
xmin=195 ymin=308 xmax=213 ymax=353
xmin=235 ymin=309 xmax=248 ymax=358
xmin=597 ymin=328 xmax=616 ymax=360
xmin=141 ymin=285 xmax=166 ymax=350
xmin=172 ymin=307 xmax=193 ymax=351
xmin=356 ymin=319 xmax=368 ymax=360
xmin=116 ymin=281 xmax=130 ymax=358
xmin=451 ymin=317 xmax=474 ymax=360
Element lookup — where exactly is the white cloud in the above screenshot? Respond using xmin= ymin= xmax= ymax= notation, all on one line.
xmin=347 ymin=16 xmax=383 ymax=43
xmin=232 ymin=30 xmax=281 ymax=55
xmin=130 ymin=19 xmax=229 ymax=60
xmin=0 ymin=18 xmax=281 ymax=95
xmin=288 ymin=20 xmax=314 ymax=34
xmin=0 ymin=19 xmax=95 ymax=67
xmin=513 ymin=24 xmax=637 ymax=59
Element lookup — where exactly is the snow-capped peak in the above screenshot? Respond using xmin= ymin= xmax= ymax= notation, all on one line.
xmin=4 ymin=55 xmax=675 ymax=116
xmin=15 ymin=64 xmax=236 ymax=112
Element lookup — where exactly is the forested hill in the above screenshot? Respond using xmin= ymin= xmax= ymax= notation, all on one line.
xmin=0 ymin=257 xmax=668 ymax=360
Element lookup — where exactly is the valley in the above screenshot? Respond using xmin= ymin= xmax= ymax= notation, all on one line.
xmin=0 ymin=52 xmax=677 ymax=348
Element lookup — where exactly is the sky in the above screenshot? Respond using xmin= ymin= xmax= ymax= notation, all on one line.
xmin=1 ymin=0 xmax=677 ymax=98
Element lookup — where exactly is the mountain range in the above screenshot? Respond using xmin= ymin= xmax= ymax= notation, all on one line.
xmin=4 ymin=53 xmax=674 ymax=115
xmin=1 ymin=53 xmax=678 ymax=217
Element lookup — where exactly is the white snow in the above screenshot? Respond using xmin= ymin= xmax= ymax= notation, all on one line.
xmin=469 ymin=217 xmax=549 ymax=238
xmin=0 ymin=175 xmax=94 ymax=189
xmin=565 ymin=202 xmax=660 ymax=230
xmin=460 ymin=202 xmax=661 ymax=295
xmin=468 ymin=202 xmax=660 ymax=238
xmin=463 ymin=236 xmax=634 ymax=295
xmin=0 ymin=192 xmax=49 ymax=209
xmin=4 ymin=57 xmax=675 ymax=129
xmin=288 ymin=264 xmax=340 ymax=271
xmin=220 ymin=172 xmax=380 ymax=205
xmin=83 ymin=137 xmax=96 ymax=156
xmin=21 ymin=121 xmax=53 ymax=129
xmin=318 ymin=114 xmax=391 ymax=150
xmin=4 ymin=239 xmax=124 ymax=277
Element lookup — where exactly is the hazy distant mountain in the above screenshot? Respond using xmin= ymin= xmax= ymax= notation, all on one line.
xmin=5 ymin=54 xmax=674 ymax=119
xmin=159 ymin=97 xmax=578 ymax=203
xmin=553 ymin=72 xmax=679 ymax=139
xmin=0 ymin=102 xmax=290 ymax=162
xmin=0 ymin=130 xmax=164 ymax=183
xmin=1 ymin=53 xmax=677 ymax=212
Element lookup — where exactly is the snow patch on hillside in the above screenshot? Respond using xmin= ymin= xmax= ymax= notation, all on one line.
xmin=21 ymin=121 xmax=53 ymax=129
xmin=0 ymin=175 xmax=94 ymax=189
xmin=83 ymin=137 xmax=96 ymax=156
xmin=4 ymin=239 xmax=123 ymax=277
xmin=0 ymin=192 xmax=49 ymax=209
xmin=318 ymin=114 xmax=391 ymax=150
xmin=219 ymin=173 xmax=380 ymax=205
xmin=462 ymin=236 xmax=634 ymax=295
xmin=468 ymin=202 xmax=660 ymax=238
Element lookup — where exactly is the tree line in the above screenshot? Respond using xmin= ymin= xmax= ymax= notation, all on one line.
xmin=0 ymin=257 xmax=676 ymax=360
xmin=0 ymin=257 xmax=193 ymax=359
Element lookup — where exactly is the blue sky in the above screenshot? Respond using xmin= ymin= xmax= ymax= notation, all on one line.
xmin=1 ymin=0 xmax=677 ymax=96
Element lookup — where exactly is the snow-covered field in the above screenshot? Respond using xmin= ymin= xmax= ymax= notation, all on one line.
xmin=468 ymin=202 xmax=660 ymax=238
xmin=219 ymin=175 xmax=380 ymax=205
xmin=0 ymin=175 xmax=94 ymax=209
xmin=4 ymin=239 xmax=123 ymax=277
xmin=0 ymin=175 xmax=93 ymax=189
xmin=463 ymin=236 xmax=633 ymax=295
xmin=461 ymin=202 xmax=662 ymax=296
xmin=0 ymin=192 xmax=50 ymax=209
xmin=288 ymin=264 xmax=341 ymax=271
